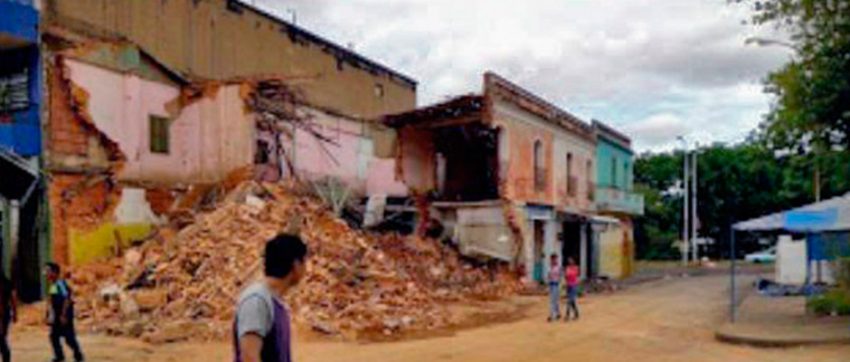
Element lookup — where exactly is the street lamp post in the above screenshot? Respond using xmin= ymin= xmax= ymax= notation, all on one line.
xmin=746 ymin=37 xmax=820 ymax=202
xmin=692 ymin=143 xmax=699 ymax=263
xmin=678 ymin=136 xmax=689 ymax=266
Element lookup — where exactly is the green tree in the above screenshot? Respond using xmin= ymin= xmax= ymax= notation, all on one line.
xmin=634 ymin=142 xmax=850 ymax=260
xmin=738 ymin=0 xmax=850 ymax=151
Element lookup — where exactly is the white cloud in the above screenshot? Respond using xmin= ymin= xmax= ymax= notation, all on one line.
xmin=624 ymin=113 xmax=689 ymax=151
xmin=254 ymin=0 xmax=791 ymax=152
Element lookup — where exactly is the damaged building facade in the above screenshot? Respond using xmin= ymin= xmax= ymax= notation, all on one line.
xmin=34 ymin=0 xmax=416 ymax=270
xmin=385 ymin=73 xmax=602 ymax=283
xmin=3 ymin=0 xmax=645 ymax=303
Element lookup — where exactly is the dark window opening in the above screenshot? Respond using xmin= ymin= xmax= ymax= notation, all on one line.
xmin=149 ymin=115 xmax=171 ymax=154
xmin=586 ymin=160 xmax=594 ymax=200
xmin=432 ymin=123 xmax=500 ymax=202
xmin=226 ymin=0 xmax=243 ymax=14
xmin=611 ymin=157 xmax=618 ymax=189
xmin=566 ymin=153 xmax=575 ymax=197
xmin=0 ymin=70 xmax=29 ymax=113
xmin=534 ymin=140 xmax=545 ymax=191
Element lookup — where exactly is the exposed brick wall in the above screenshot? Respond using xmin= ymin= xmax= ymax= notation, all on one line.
xmin=143 ymin=188 xmax=176 ymax=216
xmin=45 ymin=58 xmax=125 ymax=265
xmin=48 ymin=173 xmax=119 ymax=265
xmin=47 ymin=62 xmax=90 ymax=157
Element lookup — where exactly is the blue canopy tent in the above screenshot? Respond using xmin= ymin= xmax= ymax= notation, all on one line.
xmin=728 ymin=193 xmax=850 ymax=322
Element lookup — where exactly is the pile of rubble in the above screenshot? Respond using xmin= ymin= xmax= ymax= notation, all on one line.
xmin=69 ymin=182 xmax=520 ymax=343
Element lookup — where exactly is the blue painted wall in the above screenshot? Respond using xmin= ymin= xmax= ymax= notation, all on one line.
xmin=596 ymin=137 xmax=634 ymax=190
xmin=0 ymin=0 xmax=40 ymax=157
xmin=0 ymin=0 xmax=38 ymax=42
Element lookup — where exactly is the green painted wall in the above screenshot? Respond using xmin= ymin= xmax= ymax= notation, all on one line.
xmin=596 ymin=137 xmax=634 ymax=190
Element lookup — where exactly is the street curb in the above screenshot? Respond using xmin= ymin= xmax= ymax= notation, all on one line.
xmin=714 ymin=327 xmax=850 ymax=348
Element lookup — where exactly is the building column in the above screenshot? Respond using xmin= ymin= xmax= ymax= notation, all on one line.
xmin=580 ymin=222 xmax=588 ymax=280
xmin=8 ymin=200 xmax=19 ymax=280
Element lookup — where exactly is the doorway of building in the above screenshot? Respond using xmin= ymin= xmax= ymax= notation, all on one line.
xmin=562 ymin=220 xmax=582 ymax=272
xmin=533 ymin=220 xmax=545 ymax=283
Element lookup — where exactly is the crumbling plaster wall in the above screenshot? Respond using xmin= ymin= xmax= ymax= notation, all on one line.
xmin=491 ymin=100 xmax=595 ymax=213
xmin=598 ymin=217 xmax=635 ymax=279
xmin=396 ymin=126 xmax=436 ymax=194
xmin=286 ymin=108 xmax=406 ymax=196
xmin=64 ymin=59 xmax=254 ymax=185
xmin=44 ymin=0 xmax=416 ymax=119
xmin=46 ymin=55 xmax=123 ymax=265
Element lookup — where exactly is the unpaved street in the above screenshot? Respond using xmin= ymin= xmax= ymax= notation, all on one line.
xmin=10 ymin=275 xmax=850 ymax=361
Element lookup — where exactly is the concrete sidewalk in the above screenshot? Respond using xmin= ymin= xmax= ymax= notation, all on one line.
xmin=715 ymin=294 xmax=850 ymax=347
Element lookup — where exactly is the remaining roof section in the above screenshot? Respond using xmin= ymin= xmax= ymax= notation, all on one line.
xmin=592 ymin=119 xmax=632 ymax=151
xmin=383 ymin=95 xmax=485 ymax=128
xmin=484 ymin=72 xmax=595 ymax=143
xmin=232 ymin=0 xmax=417 ymax=90
xmin=734 ymin=193 xmax=850 ymax=232
xmin=383 ymin=73 xmax=598 ymax=142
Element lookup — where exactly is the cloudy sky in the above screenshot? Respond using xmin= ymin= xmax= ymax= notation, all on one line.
xmin=253 ymin=0 xmax=791 ymax=152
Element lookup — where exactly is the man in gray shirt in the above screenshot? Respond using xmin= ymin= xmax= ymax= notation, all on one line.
xmin=234 ymin=234 xmax=308 ymax=362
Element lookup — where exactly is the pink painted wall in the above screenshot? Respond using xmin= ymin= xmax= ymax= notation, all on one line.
xmin=287 ymin=108 xmax=407 ymax=196
xmin=66 ymin=59 xmax=254 ymax=184
xmin=367 ymin=158 xmax=408 ymax=196
xmin=67 ymin=59 xmax=407 ymax=196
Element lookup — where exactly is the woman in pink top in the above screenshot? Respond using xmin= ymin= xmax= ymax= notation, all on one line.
xmin=564 ymin=258 xmax=580 ymax=321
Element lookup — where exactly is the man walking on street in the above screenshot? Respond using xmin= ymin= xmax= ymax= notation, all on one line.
xmin=0 ymin=274 xmax=17 ymax=362
xmin=233 ymin=234 xmax=308 ymax=362
xmin=45 ymin=262 xmax=84 ymax=362
xmin=546 ymin=254 xmax=562 ymax=322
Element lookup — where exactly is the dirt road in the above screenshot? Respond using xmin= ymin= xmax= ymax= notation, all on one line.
xmin=10 ymin=275 xmax=850 ymax=361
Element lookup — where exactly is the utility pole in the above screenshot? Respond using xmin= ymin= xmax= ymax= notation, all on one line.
xmin=678 ymin=136 xmax=689 ymax=266
xmin=691 ymin=144 xmax=699 ymax=263
xmin=814 ymin=160 xmax=821 ymax=202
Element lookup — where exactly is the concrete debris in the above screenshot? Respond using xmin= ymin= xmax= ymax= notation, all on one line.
xmin=69 ymin=181 xmax=520 ymax=343
xmin=98 ymin=283 xmax=121 ymax=299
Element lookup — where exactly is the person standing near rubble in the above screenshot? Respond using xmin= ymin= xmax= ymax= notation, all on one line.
xmin=0 ymin=273 xmax=17 ymax=362
xmin=546 ymin=254 xmax=563 ymax=322
xmin=564 ymin=257 xmax=580 ymax=321
xmin=45 ymin=262 xmax=85 ymax=362
xmin=234 ymin=234 xmax=308 ymax=362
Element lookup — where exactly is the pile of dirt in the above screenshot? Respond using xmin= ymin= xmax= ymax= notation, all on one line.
xmin=69 ymin=182 xmax=520 ymax=343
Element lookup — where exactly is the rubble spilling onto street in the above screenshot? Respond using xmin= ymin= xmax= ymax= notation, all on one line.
xmin=68 ymin=181 xmax=521 ymax=343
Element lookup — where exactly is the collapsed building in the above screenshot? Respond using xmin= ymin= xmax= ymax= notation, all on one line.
xmin=41 ymin=38 xmax=410 ymax=266
xmin=2 ymin=0 xmax=645 ymax=305
xmin=2 ymin=0 xmax=416 ymax=300
xmin=385 ymin=73 xmax=605 ymax=283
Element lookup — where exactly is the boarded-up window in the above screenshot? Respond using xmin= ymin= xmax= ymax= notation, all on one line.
xmin=149 ymin=115 xmax=171 ymax=154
